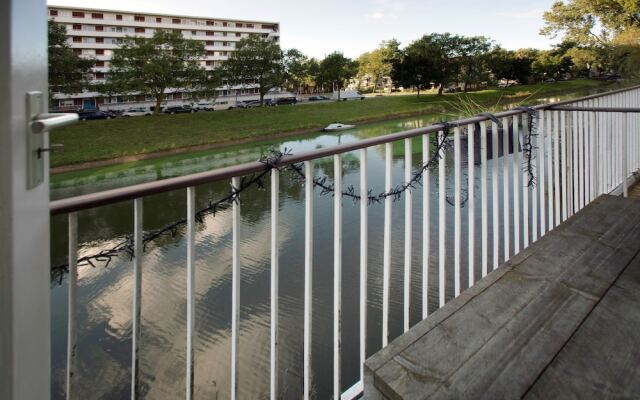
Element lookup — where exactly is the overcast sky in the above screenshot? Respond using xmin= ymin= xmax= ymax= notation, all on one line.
xmin=48 ymin=0 xmax=558 ymax=58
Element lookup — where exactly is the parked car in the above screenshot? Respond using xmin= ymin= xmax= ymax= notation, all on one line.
xmin=193 ymin=102 xmax=215 ymax=111
xmin=163 ymin=106 xmax=196 ymax=114
xmin=270 ymin=97 xmax=298 ymax=106
xmin=332 ymin=90 xmax=365 ymax=101
xmin=213 ymin=100 xmax=234 ymax=111
xmin=122 ymin=107 xmax=152 ymax=117
xmin=237 ymin=100 xmax=261 ymax=109
xmin=308 ymin=95 xmax=330 ymax=102
xmin=78 ymin=110 xmax=114 ymax=120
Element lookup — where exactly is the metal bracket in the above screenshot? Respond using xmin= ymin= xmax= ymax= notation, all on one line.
xmin=26 ymin=91 xmax=78 ymax=189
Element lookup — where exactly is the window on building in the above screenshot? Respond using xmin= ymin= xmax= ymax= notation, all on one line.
xmin=49 ymin=10 xmax=58 ymax=16
xmin=135 ymin=27 xmax=145 ymax=33
xmin=247 ymin=24 xmax=254 ymax=28
xmin=207 ymin=51 xmax=214 ymax=56
xmin=96 ymin=49 xmax=104 ymax=55
xmin=191 ymin=30 xmax=197 ymax=35
xmin=223 ymin=42 xmax=228 ymax=47
xmin=95 ymin=25 xmax=103 ymax=31
xmin=223 ymin=32 xmax=227 ymax=36
xmin=72 ymin=36 xmax=81 ymax=43
xmin=72 ymin=11 xmax=84 ymax=18
xmin=73 ymin=49 xmax=81 ymax=55
xmin=134 ymin=15 xmax=145 ymax=22
xmin=96 ymin=37 xmax=104 ymax=43
xmin=95 ymin=72 xmax=105 ymax=80
xmin=72 ymin=24 xmax=81 ymax=30
xmin=91 ymin=13 xmax=103 ymax=19
xmin=206 ymin=21 xmax=214 ymax=26
xmin=206 ymin=61 xmax=213 ymax=66
xmin=236 ymin=22 xmax=243 ymax=27
xmin=235 ymin=32 xmax=241 ymax=37
xmin=222 ymin=22 xmax=228 ymax=27
xmin=172 ymin=18 xmax=181 ymax=24
xmin=206 ymin=41 xmax=214 ymax=46
xmin=95 ymin=61 xmax=105 ymax=67
xmin=206 ymin=31 xmax=213 ymax=36
xmin=116 ymin=14 xmax=122 ymax=21
xmin=156 ymin=17 xmax=162 ymax=23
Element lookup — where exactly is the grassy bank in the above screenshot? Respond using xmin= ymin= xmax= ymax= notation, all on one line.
xmin=50 ymin=80 xmax=620 ymax=168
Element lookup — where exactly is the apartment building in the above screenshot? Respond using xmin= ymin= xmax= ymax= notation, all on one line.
xmin=48 ymin=5 xmax=280 ymax=110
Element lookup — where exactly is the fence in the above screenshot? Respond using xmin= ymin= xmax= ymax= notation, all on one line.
xmin=50 ymin=85 xmax=640 ymax=399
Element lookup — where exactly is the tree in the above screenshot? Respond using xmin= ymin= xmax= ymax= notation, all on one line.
xmin=532 ymin=51 xmax=573 ymax=81
xmin=224 ymin=34 xmax=283 ymax=106
xmin=541 ymin=0 xmax=640 ymax=46
xmin=457 ymin=36 xmax=493 ymax=91
xmin=320 ymin=52 xmax=358 ymax=100
xmin=107 ymin=30 xmax=215 ymax=114
xmin=282 ymin=48 xmax=308 ymax=94
xmin=390 ymin=39 xmax=440 ymax=97
xmin=357 ymin=40 xmax=397 ymax=93
xmin=48 ymin=19 xmax=94 ymax=106
xmin=487 ymin=48 xmax=538 ymax=85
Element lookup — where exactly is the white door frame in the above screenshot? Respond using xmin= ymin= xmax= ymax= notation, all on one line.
xmin=0 ymin=0 xmax=51 ymax=398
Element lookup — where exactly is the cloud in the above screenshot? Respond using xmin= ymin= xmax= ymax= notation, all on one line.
xmin=497 ymin=9 xmax=545 ymax=19
xmin=366 ymin=11 xmax=385 ymax=20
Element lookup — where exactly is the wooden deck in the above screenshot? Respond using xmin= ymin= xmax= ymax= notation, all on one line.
xmin=364 ymin=194 xmax=640 ymax=399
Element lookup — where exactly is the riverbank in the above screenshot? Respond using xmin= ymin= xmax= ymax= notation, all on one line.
xmin=50 ymin=80 xmax=620 ymax=170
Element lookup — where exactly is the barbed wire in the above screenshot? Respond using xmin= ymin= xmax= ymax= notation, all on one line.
xmin=515 ymin=106 xmax=539 ymax=188
xmin=51 ymin=113 xmax=539 ymax=282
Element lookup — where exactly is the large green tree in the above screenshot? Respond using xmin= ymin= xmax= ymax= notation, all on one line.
xmin=224 ymin=34 xmax=283 ymax=106
xmin=486 ymin=48 xmax=538 ymax=85
xmin=282 ymin=48 xmax=308 ymax=94
xmin=357 ymin=40 xmax=397 ymax=93
xmin=48 ymin=19 xmax=94 ymax=106
xmin=457 ymin=36 xmax=494 ymax=91
xmin=320 ymin=52 xmax=358 ymax=99
xmin=107 ymin=30 xmax=216 ymax=114
xmin=390 ymin=38 xmax=440 ymax=96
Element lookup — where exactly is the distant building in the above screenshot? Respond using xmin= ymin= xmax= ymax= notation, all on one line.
xmin=48 ymin=5 xmax=280 ymax=110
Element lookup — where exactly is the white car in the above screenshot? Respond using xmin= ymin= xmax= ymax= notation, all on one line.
xmin=193 ymin=102 xmax=215 ymax=111
xmin=122 ymin=107 xmax=152 ymax=117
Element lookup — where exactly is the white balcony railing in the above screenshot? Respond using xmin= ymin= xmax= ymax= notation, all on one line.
xmin=50 ymin=85 xmax=640 ymax=400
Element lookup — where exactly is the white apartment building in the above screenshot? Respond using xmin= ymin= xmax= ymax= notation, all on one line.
xmin=47 ymin=5 xmax=280 ymax=110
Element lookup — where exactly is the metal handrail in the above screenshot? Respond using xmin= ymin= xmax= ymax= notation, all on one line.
xmin=50 ymin=84 xmax=640 ymax=216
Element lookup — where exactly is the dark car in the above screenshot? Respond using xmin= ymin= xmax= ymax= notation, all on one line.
xmin=163 ymin=106 xmax=196 ymax=114
xmin=271 ymin=97 xmax=298 ymax=106
xmin=237 ymin=100 xmax=261 ymax=109
xmin=308 ymin=95 xmax=330 ymax=102
xmin=78 ymin=110 xmax=113 ymax=120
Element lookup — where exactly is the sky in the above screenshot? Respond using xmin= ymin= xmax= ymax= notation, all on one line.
xmin=48 ymin=0 xmax=559 ymax=58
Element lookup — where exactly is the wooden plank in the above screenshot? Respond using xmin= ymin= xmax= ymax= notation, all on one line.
xmin=364 ymin=195 xmax=640 ymax=400
xmin=525 ymin=251 xmax=640 ymax=400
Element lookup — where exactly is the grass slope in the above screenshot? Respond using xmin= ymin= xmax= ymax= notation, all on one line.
xmin=50 ymin=80 xmax=617 ymax=167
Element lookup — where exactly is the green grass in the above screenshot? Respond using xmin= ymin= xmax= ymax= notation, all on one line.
xmin=50 ymin=79 xmax=622 ymax=168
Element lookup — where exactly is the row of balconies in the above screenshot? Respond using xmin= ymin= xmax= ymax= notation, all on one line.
xmin=51 ymin=15 xmax=279 ymax=34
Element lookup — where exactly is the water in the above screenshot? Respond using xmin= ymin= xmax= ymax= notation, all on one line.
xmin=49 ymin=87 xmax=612 ymax=399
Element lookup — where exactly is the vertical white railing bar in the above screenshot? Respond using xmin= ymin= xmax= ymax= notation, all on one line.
xmin=333 ymin=154 xmax=342 ymax=400
xmin=539 ymin=111 xmax=547 ymax=236
xmin=545 ymin=111 xmax=554 ymax=230
xmin=502 ymin=118 xmax=510 ymax=262
xmin=404 ymin=138 xmax=412 ymax=331
xmin=467 ymin=124 xmax=476 ymax=287
xmin=303 ymin=161 xmax=313 ymax=400
xmin=623 ymin=113 xmax=628 ymax=198
xmin=186 ymin=186 xmax=196 ymax=400
xmin=578 ymin=110 xmax=585 ymax=210
xmin=454 ymin=127 xmax=461 ymax=297
xmin=553 ymin=111 xmax=561 ymax=228
xmin=583 ymin=106 xmax=590 ymax=204
xmin=438 ymin=131 xmax=446 ymax=306
xmin=270 ymin=170 xmax=279 ymax=400
xmin=589 ymin=109 xmax=597 ymax=202
xmin=383 ymin=143 xmax=392 ymax=345
xmin=512 ymin=116 xmax=520 ymax=255
xmin=230 ymin=178 xmax=240 ymax=400
xmin=560 ymin=112 xmax=568 ymax=222
xmin=132 ymin=199 xmax=143 ymax=400
xmin=491 ymin=122 xmax=499 ymax=270
xmin=522 ymin=118 xmax=530 ymax=249
xmin=572 ymin=111 xmax=580 ymax=213
xmin=422 ymin=135 xmax=430 ymax=319
xmin=531 ymin=114 xmax=539 ymax=243
xmin=480 ymin=123 xmax=488 ymax=277
xmin=359 ymin=149 xmax=368 ymax=382
xmin=67 ymin=212 xmax=78 ymax=400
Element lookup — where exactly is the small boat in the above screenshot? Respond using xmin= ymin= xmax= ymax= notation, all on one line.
xmin=323 ymin=123 xmax=356 ymax=132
